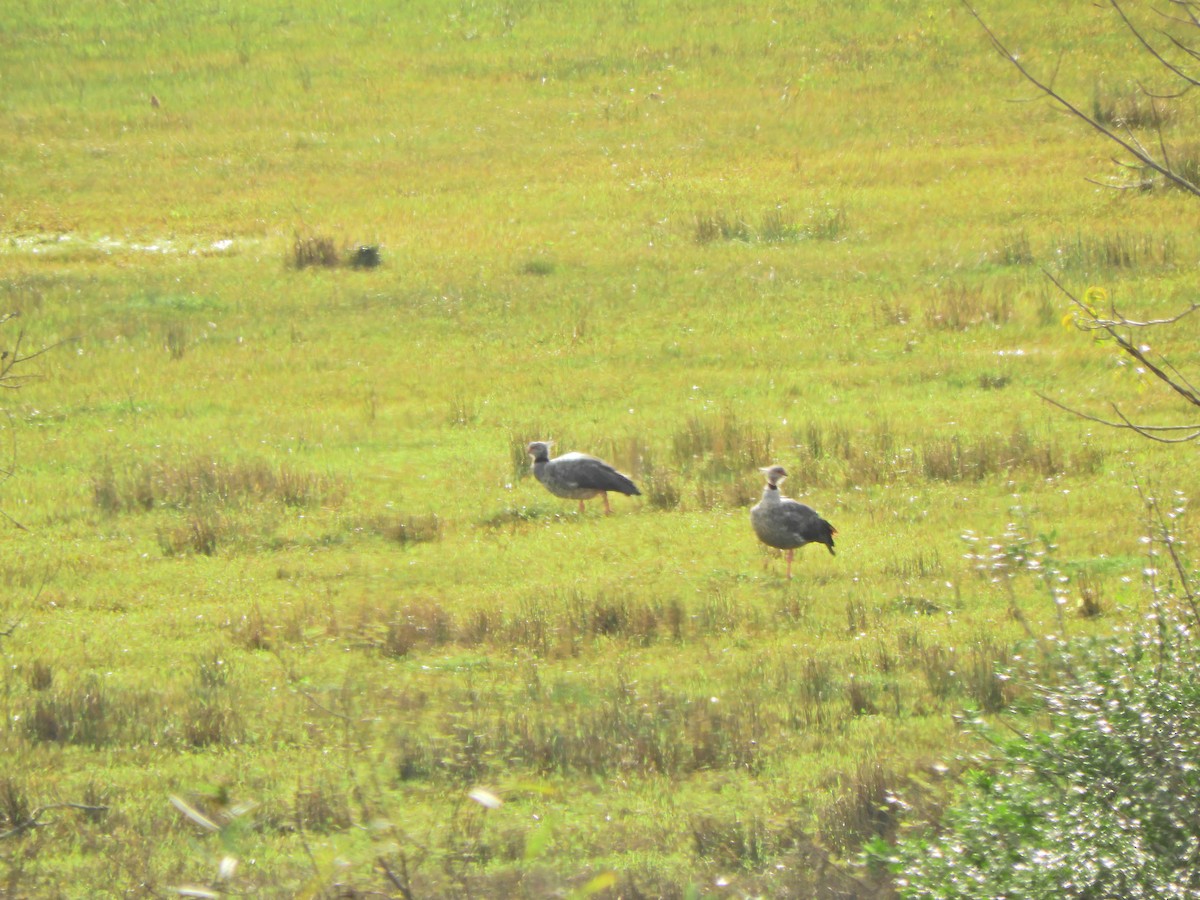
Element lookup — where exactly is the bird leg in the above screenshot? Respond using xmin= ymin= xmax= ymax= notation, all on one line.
xmin=786 ymin=549 xmax=795 ymax=580
xmin=578 ymin=499 xmax=586 ymax=514
xmin=602 ymin=492 xmax=612 ymax=514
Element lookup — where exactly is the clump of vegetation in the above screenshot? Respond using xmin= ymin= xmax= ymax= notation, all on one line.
xmin=1091 ymin=81 xmax=1175 ymax=130
xmin=371 ymin=512 xmax=443 ymax=545
xmin=992 ymin=229 xmax=1034 ymax=266
xmin=291 ymin=232 xmax=339 ymax=268
xmin=520 ymin=257 xmax=556 ymax=276
xmin=892 ymin=609 xmax=1200 ymax=898
xmin=890 ymin=475 xmax=1197 ymax=896
xmin=290 ymin=234 xmax=381 ymax=269
xmin=693 ymin=204 xmax=847 ymax=244
xmin=92 ymin=455 xmax=343 ymax=514
xmin=1052 ymin=230 xmax=1175 ymax=272
xmin=922 ymin=282 xmax=1013 ymax=331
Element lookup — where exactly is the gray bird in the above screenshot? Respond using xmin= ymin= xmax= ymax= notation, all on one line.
xmin=750 ymin=465 xmax=836 ymax=579
xmin=526 ymin=441 xmax=641 ymax=514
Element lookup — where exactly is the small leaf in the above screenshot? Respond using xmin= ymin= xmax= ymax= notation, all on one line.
xmin=1083 ymin=285 xmax=1107 ymax=315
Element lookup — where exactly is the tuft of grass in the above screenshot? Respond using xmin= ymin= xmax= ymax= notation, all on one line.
xmin=671 ymin=412 xmax=772 ymax=478
xmin=818 ymin=764 xmax=900 ymax=854
xmin=0 ymin=777 xmax=33 ymax=833
xmin=693 ymin=204 xmax=846 ymax=244
xmin=993 ymin=230 xmax=1034 ymax=266
xmin=759 ymin=206 xmax=802 ymax=243
xmin=359 ymin=600 xmax=455 ymax=658
xmin=293 ymin=777 xmax=355 ymax=833
xmin=923 ymin=282 xmax=1013 ymax=331
xmin=1052 ymin=230 xmax=1175 ymax=271
xmin=93 ymin=456 xmax=342 ymax=514
xmin=694 ymin=210 xmax=752 ymax=244
xmin=520 ymin=257 xmax=556 ymax=276
xmin=371 ymin=512 xmax=443 ymax=546
xmin=921 ymin=429 xmax=1062 ymax=481
xmin=27 ymin=675 xmax=114 ymax=747
xmin=184 ymin=650 xmax=245 ymax=747
xmin=26 ymin=659 xmax=54 ymax=691
xmin=291 ymin=232 xmax=339 ymax=268
xmin=803 ymin=203 xmax=849 ymax=241
xmin=641 ymin=460 xmax=683 ymax=510
xmin=158 ymin=511 xmax=223 ymax=556
xmin=1091 ymin=81 xmax=1174 ymax=130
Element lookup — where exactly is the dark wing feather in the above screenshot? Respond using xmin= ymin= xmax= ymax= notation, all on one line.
xmin=556 ymin=454 xmax=641 ymax=496
xmin=780 ymin=500 xmax=836 ymax=554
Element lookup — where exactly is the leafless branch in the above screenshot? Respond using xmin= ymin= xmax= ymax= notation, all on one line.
xmin=0 ymin=803 xmax=109 ymax=840
xmin=963 ymin=0 xmax=1200 ymax=196
xmin=1046 ymin=270 xmax=1200 ymax=408
xmin=377 ymin=855 xmax=416 ymax=900
xmin=1132 ymin=476 xmax=1198 ymax=621
xmin=0 ymin=324 xmax=73 ymax=389
xmin=1111 ymin=0 xmax=1200 ymax=86
xmin=1160 ymin=0 xmax=1200 ymax=28
xmin=1036 ymin=393 xmax=1200 ymax=442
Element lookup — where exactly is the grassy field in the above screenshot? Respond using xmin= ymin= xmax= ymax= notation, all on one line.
xmin=2 ymin=1 xmax=1199 ymax=896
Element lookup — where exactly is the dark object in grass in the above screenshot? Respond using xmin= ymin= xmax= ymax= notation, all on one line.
xmin=350 ymin=245 xmax=381 ymax=269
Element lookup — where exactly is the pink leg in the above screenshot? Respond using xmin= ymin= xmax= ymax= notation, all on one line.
xmin=602 ymin=492 xmax=612 ymax=514
xmin=786 ymin=549 xmax=794 ymax=580
xmin=578 ymin=499 xmax=586 ymax=514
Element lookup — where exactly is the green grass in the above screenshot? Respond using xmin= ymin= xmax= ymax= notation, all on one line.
xmin=2 ymin=0 xmax=1199 ymax=896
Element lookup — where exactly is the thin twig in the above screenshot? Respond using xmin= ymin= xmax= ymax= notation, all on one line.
xmin=1036 ymin=393 xmax=1200 ymax=441
xmin=1110 ymin=0 xmax=1200 ymax=87
xmin=1047 ymin=270 xmax=1200 ymax=409
xmin=0 ymin=803 xmax=109 ymax=840
xmin=963 ymin=1 xmax=1200 ymax=196
xmin=377 ymin=855 xmax=415 ymax=900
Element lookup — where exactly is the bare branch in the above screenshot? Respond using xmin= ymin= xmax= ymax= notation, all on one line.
xmin=1132 ymin=475 xmax=1198 ymax=621
xmin=1110 ymin=0 xmax=1200 ymax=87
xmin=1046 ymin=270 xmax=1200 ymax=411
xmin=377 ymin=855 xmax=415 ymax=900
xmin=963 ymin=1 xmax=1200 ymax=196
xmin=1036 ymin=392 xmax=1200 ymax=442
xmin=0 ymin=803 xmax=109 ymax=840
xmin=1159 ymin=0 xmax=1200 ymax=29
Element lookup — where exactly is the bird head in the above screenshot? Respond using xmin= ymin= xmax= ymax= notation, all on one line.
xmin=526 ymin=441 xmax=553 ymax=462
xmin=760 ymin=465 xmax=788 ymax=486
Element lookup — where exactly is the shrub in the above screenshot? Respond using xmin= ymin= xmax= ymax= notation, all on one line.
xmin=892 ymin=611 xmax=1200 ymax=898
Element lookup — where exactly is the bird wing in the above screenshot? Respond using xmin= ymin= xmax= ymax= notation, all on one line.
xmin=553 ymin=454 xmax=641 ymax=495
xmin=779 ymin=500 xmax=836 ymax=548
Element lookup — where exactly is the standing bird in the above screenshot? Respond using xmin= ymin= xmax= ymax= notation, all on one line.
xmin=750 ymin=465 xmax=836 ymax=579
xmin=526 ymin=441 xmax=641 ymax=514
